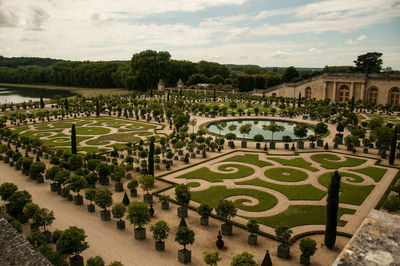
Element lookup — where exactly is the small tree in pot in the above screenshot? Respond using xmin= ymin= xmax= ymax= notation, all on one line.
xmin=66 ymin=175 xmax=87 ymax=205
xmin=30 ymin=161 xmax=46 ymax=183
xmin=247 ymin=219 xmax=259 ymax=245
xmin=139 ymin=174 xmax=154 ymax=203
xmin=32 ymin=207 xmax=55 ymax=241
xmin=275 ymin=225 xmax=292 ymax=259
xmin=215 ymin=200 xmax=237 ymax=235
xmin=45 ymin=165 xmax=61 ymax=192
xmin=150 ymin=220 xmax=170 ymax=251
xmin=197 ymin=203 xmax=212 ymax=226
xmin=112 ymin=203 xmax=126 ymax=230
xmin=94 ymin=188 xmax=113 ymax=221
xmin=85 ymin=189 xmax=96 ymax=212
xmin=253 ymin=134 xmax=264 ymax=149
xmin=175 ymin=184 xmax=191 ymax=218
xmin=127 ymin=201 xmax=151 ymax=240
xmin=96 ymin=163 xmax=111 ymax=186
xmin=159 ymin=194 xmax=170 ymax=210
xmin=282 ymin=135 xmax=292 ymax=149
xmin=127 ymin=178 xmax=139 ymax=197
xmin=113 ymin=165 xmax=125 ymax=192
xmin=56 ymin=226 xmax=88 ymax=266
xmin=175 ymin=226 xmax=195 ymax=264
xmin=299 ymin=238 xmax=317 ymax=265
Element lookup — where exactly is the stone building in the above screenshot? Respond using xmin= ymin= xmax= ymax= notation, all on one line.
xmin=157 ymin=79 xmax=165 ymax=91
xmin=257 ymin=73 xmax=400 ymax=105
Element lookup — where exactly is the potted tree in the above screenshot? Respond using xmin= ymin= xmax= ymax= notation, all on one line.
xmin=150 ymin=220 xmax=170 ymax=251
xmin=307 ymin=135 xmax=317 ymax=148
xmin=175 ymin=184 xmax=191 ymax=218
xmin=203 ymin=250 xmax=221 ymax=266
xmin=96 ymin=163 xmax=111 ymax=186
xmin=215 ymin=200 xmax=237 ymax=235
xmin=139 ymin=174 xmax=155 ymax=203
xmin=113 ymin=165 xmax=125 ymax=192
xmin=275 ymin=225 xmax=292 ymax=259
xmin=362 ymin=138 xmax=371 ymax=153
xmin=226 ymin=133 xmax=236 ymax=149
xmin=84 ymin=189 xmax=96 ymax=213
xmin=56 ymin=226 xmax=88 ymax=266
xmin=263 ymin=122 xmax=284 ymax=149
xmin=198 ymin=203 xmax=212 ymax=226
xmin=175 ymin=226 xmax=195 ymax=264
xmin=66 ymin=175 xmax=87 ymax=205
xmin=299 ymin=238 xmax=317 ymax=265
xmin=127 ymin=201 xmax=151 ymax=240
xmin=247 ymin=219 xmax=259 ymax=245
xmin=294 ymin=123 xmax=308 ymax=149
xmin=282 ymin=135 xmax=292 ymax=150
xmin=314 ymin=122 xmax=328 ymax=147
xmin=32 ymin=207 xmax=55 ymax=241
xmin=45 ymin=165 xmax=61 ymax=192
xmin=127 ymin=178 xmax=139 ymax=197
xmin=29 ymin=161 xmax=46 ymax=183
xmin=239 ymin=123 xmax=252 ymax=148
xmin=159 ymin=195 xmax=170 ymax=210
xmin=253 ymin=134 xmax=264 ymax=149
xmin=94 ymin=188 xmax=113 ymax=221
xmin=112 ymin=203 xmax=126 ymax=230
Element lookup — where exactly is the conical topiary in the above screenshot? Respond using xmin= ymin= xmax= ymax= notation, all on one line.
xmin=122 ymin=192 xmax=130 ymax=206
xmin=179 ymin=218 xmax=187 ymax=228
xmin=261 ymin=250 xmax=272 ymax=266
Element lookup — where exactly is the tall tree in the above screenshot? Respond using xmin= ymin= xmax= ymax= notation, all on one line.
xmin=148 ymin=139 xmax=155 ymax=177
xmin=354 ymin=52 xmax=383 ymax=73
xmin=389 ymin=126 xmax=398 ymax=165
xmin=325 ymin=170 xmax=341 ymax=248
xmin=71 ymin=124 xmax=77 ymax=154
xmin=282 ymin=66 xmax=300 ymax=82
xmin=297 ymin=92 xmax=301 ymax=108
xmin=96 ymin=98 xmax=99 ymax=117
xmin=64 ymin=98 xmax=69 ymax=110
xmin=40 ymin=96 xmax=44 ymax=109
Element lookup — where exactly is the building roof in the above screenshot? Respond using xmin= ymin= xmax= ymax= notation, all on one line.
xmin=333 ymin=209 xmax=400 ymax=266
xmin=0 ymin=216 xmax=52 ymax=266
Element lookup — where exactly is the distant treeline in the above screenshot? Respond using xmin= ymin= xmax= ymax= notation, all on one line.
xmin=1 ymin=51 xmax=391 ymax=92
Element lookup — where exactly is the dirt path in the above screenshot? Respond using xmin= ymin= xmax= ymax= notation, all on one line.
xmin=0 ymin=161 xmax=349 ymax=266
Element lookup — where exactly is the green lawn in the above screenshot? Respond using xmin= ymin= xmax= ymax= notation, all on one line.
xmin=191 ymin=186 xmax=278 ymax=212
xmin=267 ymin=157 xmax=319 ymax=172
xmin=249 ymin=205 xmax=356 ymax=228
xmin=223 ymin=154 xmax=272 ymax=168
xmin=177 ymin=163 xmax=255 ymax=182
xmin=264 ymin=167 xmax=308 ymax=182
xmin=311 ymin=154 xmax=366 ymax=169
xmin=350 ymin=167 xmax=388 ymax=182
xmin=318 ymin=172 xmax=374 ymax=205
xmin=236 ymin=178 xmax=326 ymax=200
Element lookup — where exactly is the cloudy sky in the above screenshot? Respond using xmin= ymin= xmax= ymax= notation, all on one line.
xmin=1 ymin=0 xmax=400 ymax=68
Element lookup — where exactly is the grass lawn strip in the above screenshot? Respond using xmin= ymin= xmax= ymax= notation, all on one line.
xmin=176 ymin=163 xmax=255 ymax=182
xmin=267 ymin=157 xmax=319 ymax=172
xmin=236 ymin=178 xmax=326 ymax=201
xmin=222 ymin=154 xmax=272 ymax=168
xmin=191 ymin=186 xmax=278 ymax=212
xmin=318 ymin=172 xmax=374 ymax=205
xmin=248 ymin=205 xmax=356 ymax=228
xmin=311 ymin=154 xmax=366 ymax=169
xmin=264 ymin=167 xmax=308 ymax=182
xmin=349 ymin=167 xmax=388 ymax=182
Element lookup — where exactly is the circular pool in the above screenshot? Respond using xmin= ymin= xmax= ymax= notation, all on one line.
xmin=206 ymin=119 xmax=314 ymax=141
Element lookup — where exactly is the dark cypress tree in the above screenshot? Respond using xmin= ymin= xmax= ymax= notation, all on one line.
xmin=71 ymin=124 xmax=77 ymax=154
xmin=167 ymin=92 xmax=170 ymax=101
xmin=122 ymin=192 xmax=130 ymax=206
xmin=213 ymin=87 xmax=216 ymax=102
xmin=325 ymin=170 xmax=341 ymax=248
xmin=148 ymin=139 xmax=154 ymax=177
xmin=64 ymin=98 xmax=69 ymax=110
xmin=96 ymin=98 xmax=100 ymax=117
xmin=297 ymin=92 xmax=301 ymax=108
xmin=261 ymin=250 xmax=272 ymax=266
xmin=40 ymin=97 xmax=44 ymax=109
xmin=389 ymin=126 xmax=398 ymax=165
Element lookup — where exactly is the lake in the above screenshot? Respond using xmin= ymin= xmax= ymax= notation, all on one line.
xmin=207 ymin=119 xmax=314 ymax=141
xmin=0 ymin=87 xmax=75 ymax=104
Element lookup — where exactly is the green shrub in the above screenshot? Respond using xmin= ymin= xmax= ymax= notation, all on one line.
xmin=383 ymin=195 xmax=400 ymax=212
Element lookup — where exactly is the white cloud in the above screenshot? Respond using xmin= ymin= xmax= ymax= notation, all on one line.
xmin=308 ymin=48 xmax=322 ymax=54
xmin=346 ymin=34 xmax=368 ymax=45
xmin=271 ymin=50 xmax=290 ymax=59
xmin=357 ymin=34 xmax=367 ymax=41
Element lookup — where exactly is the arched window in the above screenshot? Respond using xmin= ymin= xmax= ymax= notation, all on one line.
xmin=305 ymin=87 xmax=312 ymax=99
xmin=338 ymin=85 xmax=350 ymax=102
xmin=368 ymin=87 xmax=378 ymax=103
xmin=389 ymin=87 xmax=400 ymax=105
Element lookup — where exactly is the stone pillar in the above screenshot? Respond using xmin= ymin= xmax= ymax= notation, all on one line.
xmin=323 ymin=82 xmax=327 ymax=100
xmin=360 ymin=83 xmax=366 ymax=103
xmin=350 ymin=83 xmax=355 ymax=99
xmin=333 ymin=82 xmax=338 ymax=102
